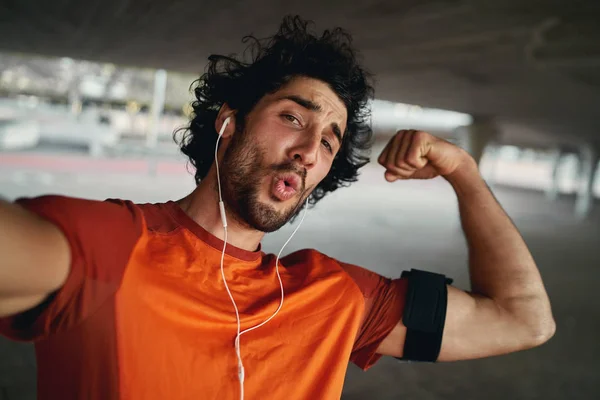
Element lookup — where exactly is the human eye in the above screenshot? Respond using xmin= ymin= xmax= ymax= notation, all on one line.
xmin=321 ymin=138 xmax=333 ymax=153
xmin=282 ymin=113 xmax=301 ymax=126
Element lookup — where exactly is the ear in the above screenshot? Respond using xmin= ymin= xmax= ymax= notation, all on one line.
xmin=215 ymin=103 xmax=237 ymax=139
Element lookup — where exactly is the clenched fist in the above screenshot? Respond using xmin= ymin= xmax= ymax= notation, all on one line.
xmin=377 ymin=130 xmax=472 ymax=182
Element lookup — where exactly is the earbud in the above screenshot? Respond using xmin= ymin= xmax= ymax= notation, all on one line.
xmin=215 ymin=116 xmax=231 ymax=228
xmin=219 ymin=116 xmax=231 ymax=137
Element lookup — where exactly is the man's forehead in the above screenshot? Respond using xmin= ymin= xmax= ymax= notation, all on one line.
xmin=269 ymin=77 xmax=347 ymax=122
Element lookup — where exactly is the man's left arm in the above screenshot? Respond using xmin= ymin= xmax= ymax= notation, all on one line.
xmin=375 ymin=130 xmax=555 ymax=362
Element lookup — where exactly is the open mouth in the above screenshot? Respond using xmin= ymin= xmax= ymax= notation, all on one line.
xmin=271 ymin=173 xmax=302 ymax=201
xmin=279 ymin=173 xmax=301 ymax=192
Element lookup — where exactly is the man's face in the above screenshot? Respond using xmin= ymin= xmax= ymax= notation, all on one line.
xmin=220 ymin=76 xmax=348 ymax=232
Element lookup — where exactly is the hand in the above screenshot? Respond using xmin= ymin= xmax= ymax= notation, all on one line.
xmin=377 ymin=130 xmax=472 ymax=182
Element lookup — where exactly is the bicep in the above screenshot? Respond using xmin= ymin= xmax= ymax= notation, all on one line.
xmin=439 ymin=286 xmax=535 ymax=361
xmin=377 ymin=285 xmax=536 ymax=361
xmin=0 ymin=201 xmax=70 ymax=316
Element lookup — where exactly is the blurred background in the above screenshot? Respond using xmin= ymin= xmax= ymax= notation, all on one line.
xmin=1 ymin=1 xmax=599 ymax=399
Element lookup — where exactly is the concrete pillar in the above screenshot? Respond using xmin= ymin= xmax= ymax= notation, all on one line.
xmin=483 ymin=144 xmax=501 ymax=186
xmin=146 ymin=69 xmax=167 ymax=148
xmin=454 ymin=117 xmax=499 ymax=187
xmin=455 ymin=117 xmax=499 ymax=166
xmin=546 ymin=147 xmax=563 ymax=201
xmin=68 ymin=79 xmax=82 ymax=116
xmin=575 ymin=145 xmax=599 ymax=219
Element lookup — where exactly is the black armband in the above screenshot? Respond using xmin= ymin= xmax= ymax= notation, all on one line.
xmin=397 ymin=269 xmax=453 ymax=362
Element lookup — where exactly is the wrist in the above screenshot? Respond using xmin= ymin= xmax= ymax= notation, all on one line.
xmin=444 ymin=153 xmax=482 ymax=189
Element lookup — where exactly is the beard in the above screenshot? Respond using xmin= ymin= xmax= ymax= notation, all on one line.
xmin=219 ymin=129 xmax=308 ymax=233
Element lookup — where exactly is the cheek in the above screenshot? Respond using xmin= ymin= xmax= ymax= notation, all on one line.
xmin=309 ymin=164 xmax=333 ymax=188
xmin=251 ymin=118 xmax=282 ymax=142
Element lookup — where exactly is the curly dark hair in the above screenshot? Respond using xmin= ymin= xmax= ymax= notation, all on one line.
xmin=176 ymin=15 xmax=374 ymax=206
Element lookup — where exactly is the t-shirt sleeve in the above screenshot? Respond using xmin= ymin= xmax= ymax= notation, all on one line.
xmin=339 ymin=261 xmax=408 ymax=370
xmin=0 ymin=195 xmax=144 ymax=342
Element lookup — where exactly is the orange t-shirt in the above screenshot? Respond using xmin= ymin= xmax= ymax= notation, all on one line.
xmin=0 ymin=196 xmax=408 ymax=400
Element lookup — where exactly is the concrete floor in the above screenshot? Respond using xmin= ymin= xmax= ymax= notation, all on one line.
xmin=1 ymin=158 xmax=599 ymax=399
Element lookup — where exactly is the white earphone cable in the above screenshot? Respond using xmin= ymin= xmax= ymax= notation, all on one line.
xmin=215 ymin=120 xmax=244 ymax=396
xmin=215 ymin=117 xmax=309 ymax=400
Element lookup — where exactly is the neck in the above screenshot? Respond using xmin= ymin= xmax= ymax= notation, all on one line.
xmin=176 ymin=173 xmax=265 ymax=252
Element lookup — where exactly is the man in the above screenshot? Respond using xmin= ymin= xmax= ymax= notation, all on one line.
xmin=0 ymin=16 xmax=554 ymax=400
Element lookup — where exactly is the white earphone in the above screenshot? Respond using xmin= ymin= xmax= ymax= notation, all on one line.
xmin=215 ymin=116 xmax=309 ymax=400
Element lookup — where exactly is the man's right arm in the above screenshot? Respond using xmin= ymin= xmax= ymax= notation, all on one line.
xmin=0 ymin=199 xmax=71 ymax=317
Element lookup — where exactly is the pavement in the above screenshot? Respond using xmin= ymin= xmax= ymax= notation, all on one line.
xmin=1 ymin=149 xmax=599 ymax=399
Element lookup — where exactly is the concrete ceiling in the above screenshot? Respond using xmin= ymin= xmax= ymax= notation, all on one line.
xmin=1 ymin=0 xmax=600 ymax=147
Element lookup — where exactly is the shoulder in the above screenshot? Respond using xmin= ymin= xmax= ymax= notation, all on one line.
xmin=17 ymin=195 xmax=144 ymax=232
xmin=16 ymin=195 xmax=186 ymax=234
xmin=135 ymin=201 xmax=180 ymax=234
xmin=280 ymin=248 xmax=331 ymax=265
xmin=281 ymin=248 xmax=345 ymax=276
xmin=281 ymin=248 xmax=391 ymax=298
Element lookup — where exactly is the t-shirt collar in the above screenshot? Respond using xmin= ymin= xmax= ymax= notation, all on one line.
xmin=165 ymin=201 xmax=263 ymax=262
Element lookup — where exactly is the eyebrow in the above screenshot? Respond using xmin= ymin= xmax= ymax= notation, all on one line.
xmin=280 ymin=95 xmax=344 ymax=146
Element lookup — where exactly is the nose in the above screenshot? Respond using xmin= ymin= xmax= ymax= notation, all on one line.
xmin=287 ymin=128 xmax=320 ymax=169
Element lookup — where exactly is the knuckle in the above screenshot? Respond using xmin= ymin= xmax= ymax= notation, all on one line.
xmin=414 ymin=130 xmax=428 ymax=140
